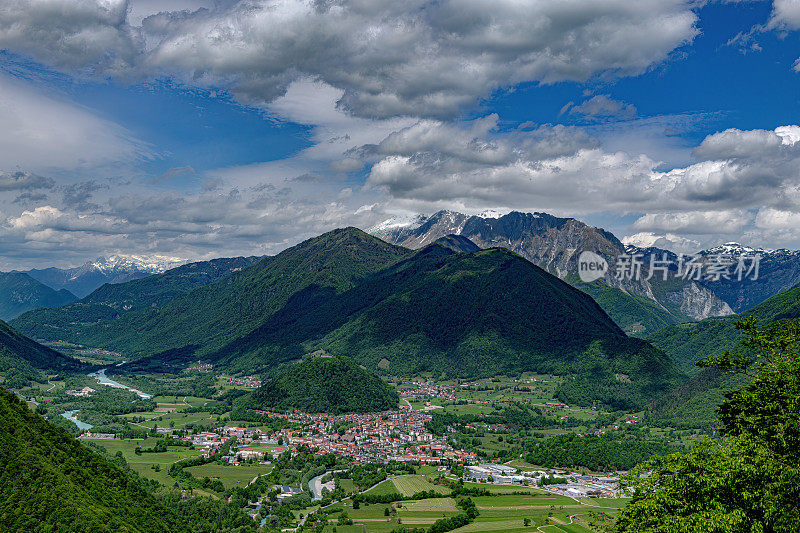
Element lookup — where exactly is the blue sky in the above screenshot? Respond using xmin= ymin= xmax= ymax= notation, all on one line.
xmin=1 ymin=0 xmax=800 ymax=268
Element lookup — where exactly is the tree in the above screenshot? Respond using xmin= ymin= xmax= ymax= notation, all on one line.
xmin=523 ymin=517 xmax=531 ymax=527
xmin=615 ymin=318 xmax=800 ymax=532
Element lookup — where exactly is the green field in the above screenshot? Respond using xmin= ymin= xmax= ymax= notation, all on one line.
xmin=391 ymin=475 xmax=449 ymax=497
xmin=86 ymin=437 xmax=206 ymax=486
xmin=185 ymin=463 xmax=274 ymax=489
xmin=364 ymin=479 xmax=398 ymax=496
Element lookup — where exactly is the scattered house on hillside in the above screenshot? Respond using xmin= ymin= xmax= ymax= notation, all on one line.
xmin=65 ymin=387 xmax=95 ymax=397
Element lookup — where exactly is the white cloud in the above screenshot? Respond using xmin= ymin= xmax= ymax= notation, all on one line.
xmin=0 ymin=0 xmax=699 ymax=118
xmin=631 ymin=210 xmax=753 ymax=235
xmin=0 ymin=73 xmax=150 ymax=171
xmin=622 ymin=232 xmax=702 ymax=254
xmin=769 ymin=0 xmax=800 ymax=30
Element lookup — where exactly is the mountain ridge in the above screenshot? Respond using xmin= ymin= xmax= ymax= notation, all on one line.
xmin=0 ymin=271 xmax=77 ymax=321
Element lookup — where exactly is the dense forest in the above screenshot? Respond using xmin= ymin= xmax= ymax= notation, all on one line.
xmin=242 ymin=355 xmax=399 ymax=414
xmin=0 ymin=386 xmax=191 ymax=532
xmin=523 ymin=431 xmax=685 ymax=471
xmin=0 ymin=320 xmax=82 ymax=389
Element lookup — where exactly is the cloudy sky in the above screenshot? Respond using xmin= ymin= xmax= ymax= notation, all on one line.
xmin=1 ymin=0 xmax=800 ymax=268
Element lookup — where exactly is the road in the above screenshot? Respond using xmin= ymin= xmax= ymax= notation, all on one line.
xmin=295 ymin=473 xmax=417 ymax=530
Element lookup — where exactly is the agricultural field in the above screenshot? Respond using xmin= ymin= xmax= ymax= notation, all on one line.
xmin=391 ymin=475 xmax=450 ymax=497
xmin=327 ymin=481 xmax=621 ymax=532
xmin=184 ymin=463 xmax=274 ymax=489
xmin=85 ymin=437 xmax=206 ymax=485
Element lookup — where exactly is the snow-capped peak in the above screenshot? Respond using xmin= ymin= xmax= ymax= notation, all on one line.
xmin=368 ymin=213 xmax=428 ymax=235
xmin=88 ymin=254 xmax=185 ymax=274
xmin=699 ymin=242 xmax=766 ymax=256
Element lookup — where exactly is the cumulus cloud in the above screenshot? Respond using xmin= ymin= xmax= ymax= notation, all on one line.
xmin=0 ymin=0 xmax=699 ymax=118
xmin=0 ymin=0 xmax=140 ymax=75
xmin=360 ymin=118 xmax=800 ymax=245
xmin=769 ymin=0 xmax=800 ymax=30
xmin=631 ymin=210 xmax=753 ymax=235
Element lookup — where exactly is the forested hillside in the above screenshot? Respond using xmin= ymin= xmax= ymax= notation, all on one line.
xmin=12 ymin=256 xmax=262 ymax=343
xmin=646 ymin=281 xmax=800 ymax=427
xmin=135 ymin=241 xmax=682 ymax=409
xmin=13 ymin=228 xmax=410 ymax=361
xmin=0 ymin=387 xmax=191 ymax=532
xmin=13 ymin=228 xmax=683 ymax=409
xmin=242 ymin=355 xmax=399 ymax=414
xmin=0 ymin=320 xmax=81 ymax=389
xmin=649 ymin=281 xmax=800 ymax=373
xmin=0 ymin=271 xmax=76 ymax=321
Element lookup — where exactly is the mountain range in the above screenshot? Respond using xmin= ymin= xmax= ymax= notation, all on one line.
xmin=0 ymin=319 xmax=83 ymax=389
xmin=645 ymin=279 xmax=800 ymax=427
xmin=371 ymin=210 xmax=800 ymax=334
xmin=0 ymin=271 xmax=77 ymax=321
xmin=13 ymin=228 xmax=682 ymax=409
xmin=15 ymin=254 xmax=186 ymax=298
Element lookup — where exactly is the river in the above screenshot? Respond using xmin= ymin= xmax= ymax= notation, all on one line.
xmin=88 ymin=368 xmax=152 ymax=399
xmin=60 ymin=410 xmax=93 ymax=430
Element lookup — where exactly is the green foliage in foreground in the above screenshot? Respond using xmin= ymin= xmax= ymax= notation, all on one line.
xmin=524 ymin=431 xmax=685 ymax=472
xmin=0 ymin=387 xmax=190 ymax=533
xmin=615 ymin=318 xmax=800 ymax=532
xmin=243 ymin=355 xmax=399 ymax=414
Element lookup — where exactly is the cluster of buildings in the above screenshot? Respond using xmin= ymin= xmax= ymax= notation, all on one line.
xmin=400 ymin=381 xmax=456 ymax=401
xmin=247 ymin=408 xmax=478 ymax=464
xmin=187 ymin=363 xmax=213 ymax=372
xmin=65 ymin=386 xmax=95 ymax=397
xmin=227 ymin=376 xmax=263 ymax=388
xmin=465 ymin=464 xmax=622 ymax=498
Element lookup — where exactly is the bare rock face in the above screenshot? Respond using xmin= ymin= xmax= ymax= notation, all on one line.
xmin=675 ymin=282 xmax=734 ymax=320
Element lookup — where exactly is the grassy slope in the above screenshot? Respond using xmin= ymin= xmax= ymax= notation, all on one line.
xmin=0 ymin=387 xmax=190 ymax=532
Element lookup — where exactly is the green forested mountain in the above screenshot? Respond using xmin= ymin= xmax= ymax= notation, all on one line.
xmin=11 ymin=256 xmax=262 ymax=343
xmin=0 ymin=320 xmax=81 ymax=389
xmin=13 ymin=228 xmax=681 ymax=409
xmin=645 ymin=281 xmax=800 ymax=426
xmin=14 ymin=228 xmax=412 ymax=361
xmin=0 ymin=387 xmax=191 ymax=532
xmin=242 ymin=355 xmax=399 ymax=414
xmin=648 ymin=281 xmax=800 ymax=374
xmin=572 ymin=278 xmax=684 ymax=337
xmin=143 ymin=239 xmax=679 ymax=409
xmin=0 ymin=271 xmax=76 ymax=321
